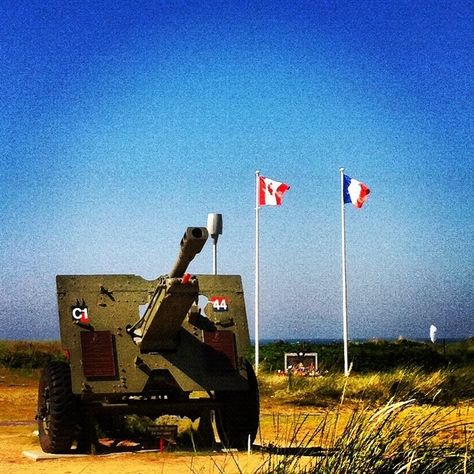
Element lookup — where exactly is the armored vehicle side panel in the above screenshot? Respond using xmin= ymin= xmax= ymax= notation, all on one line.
xmin=57 ymin=274 xmax=251 ymax=396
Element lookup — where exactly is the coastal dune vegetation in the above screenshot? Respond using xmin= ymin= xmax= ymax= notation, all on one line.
xmin=253 ymin=339 xmax=474 ymax=472
xmin=1 ymin=338 xmax=473 ymax=472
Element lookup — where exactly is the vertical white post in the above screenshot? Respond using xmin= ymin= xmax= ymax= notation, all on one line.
xmin=255 ymin=170 xmax=260 ymax=375
xmin=340 ymin=167 xmax=349 ymax=377
xmin=212 ymin=241 xmax=217 ymax=275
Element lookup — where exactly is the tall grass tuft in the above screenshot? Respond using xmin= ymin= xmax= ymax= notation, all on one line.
xmin=259 ymin=399 xmax=473 ymax=473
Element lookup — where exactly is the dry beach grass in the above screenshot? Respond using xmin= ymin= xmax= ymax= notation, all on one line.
xmin=1 ymin=365 xmax=473 ymax=473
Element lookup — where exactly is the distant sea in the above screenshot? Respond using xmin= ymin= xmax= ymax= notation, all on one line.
xmin=254 ymin=338 xmax=466 ymax=345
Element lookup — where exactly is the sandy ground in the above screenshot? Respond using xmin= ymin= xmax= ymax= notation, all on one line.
xmin=0 ymin=374 xmax=325 ymax=473
xmin=1 ymin=372 xmax=472 ymax=473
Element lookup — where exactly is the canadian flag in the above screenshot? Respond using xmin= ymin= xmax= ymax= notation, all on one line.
xmin=259 ymin=176 xmax=290 ymax=206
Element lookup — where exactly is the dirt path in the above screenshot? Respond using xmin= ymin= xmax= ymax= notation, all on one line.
xmin=0 ymin=377 xmax=320 ymax=473
xmin=1 ymin=425 xmax=270 ymax=474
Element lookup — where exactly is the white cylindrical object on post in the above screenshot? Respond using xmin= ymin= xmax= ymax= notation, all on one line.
xmin=207 ymin=213 xmax=223 ymax=238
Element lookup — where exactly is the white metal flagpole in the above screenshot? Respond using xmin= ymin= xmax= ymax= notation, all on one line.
xmin=255 ymin=170 xmax=260 ymax=375
xmin=340 ymin=167 xmax=350 ymax=376
xmin=212 ymin=240 xmax=217 ymax=275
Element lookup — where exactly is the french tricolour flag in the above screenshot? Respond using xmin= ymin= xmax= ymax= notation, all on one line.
xmin=259 ymin=176 xmax=290 ymax=206
xmin=343 ymin=174 xmax=370 ymax=208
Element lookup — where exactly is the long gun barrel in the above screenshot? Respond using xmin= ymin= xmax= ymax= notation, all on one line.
xmin=135 ymin=227 xmax=209 ymax=352
xmin=169 ymin=227 xmax=209 ymax=278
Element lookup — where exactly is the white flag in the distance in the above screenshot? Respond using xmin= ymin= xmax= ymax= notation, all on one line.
xmin=259 ymin=176 xmax=290 ymax=206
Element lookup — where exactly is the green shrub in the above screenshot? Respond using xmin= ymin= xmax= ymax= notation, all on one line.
xmin=253 ymin=339 xmax=472 ymax=374
xmin=0 ymin=340 xmax=64 ymax=368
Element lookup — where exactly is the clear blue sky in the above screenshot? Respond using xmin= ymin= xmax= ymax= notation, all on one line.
xmin=1 ymin=1 xmax=472 ymax=341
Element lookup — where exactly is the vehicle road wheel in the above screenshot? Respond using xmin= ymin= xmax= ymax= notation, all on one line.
xmin=37 ymin=361 xmax=76 ymax=453
xmin=215 ymin=360 xmax=259 ymax=449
